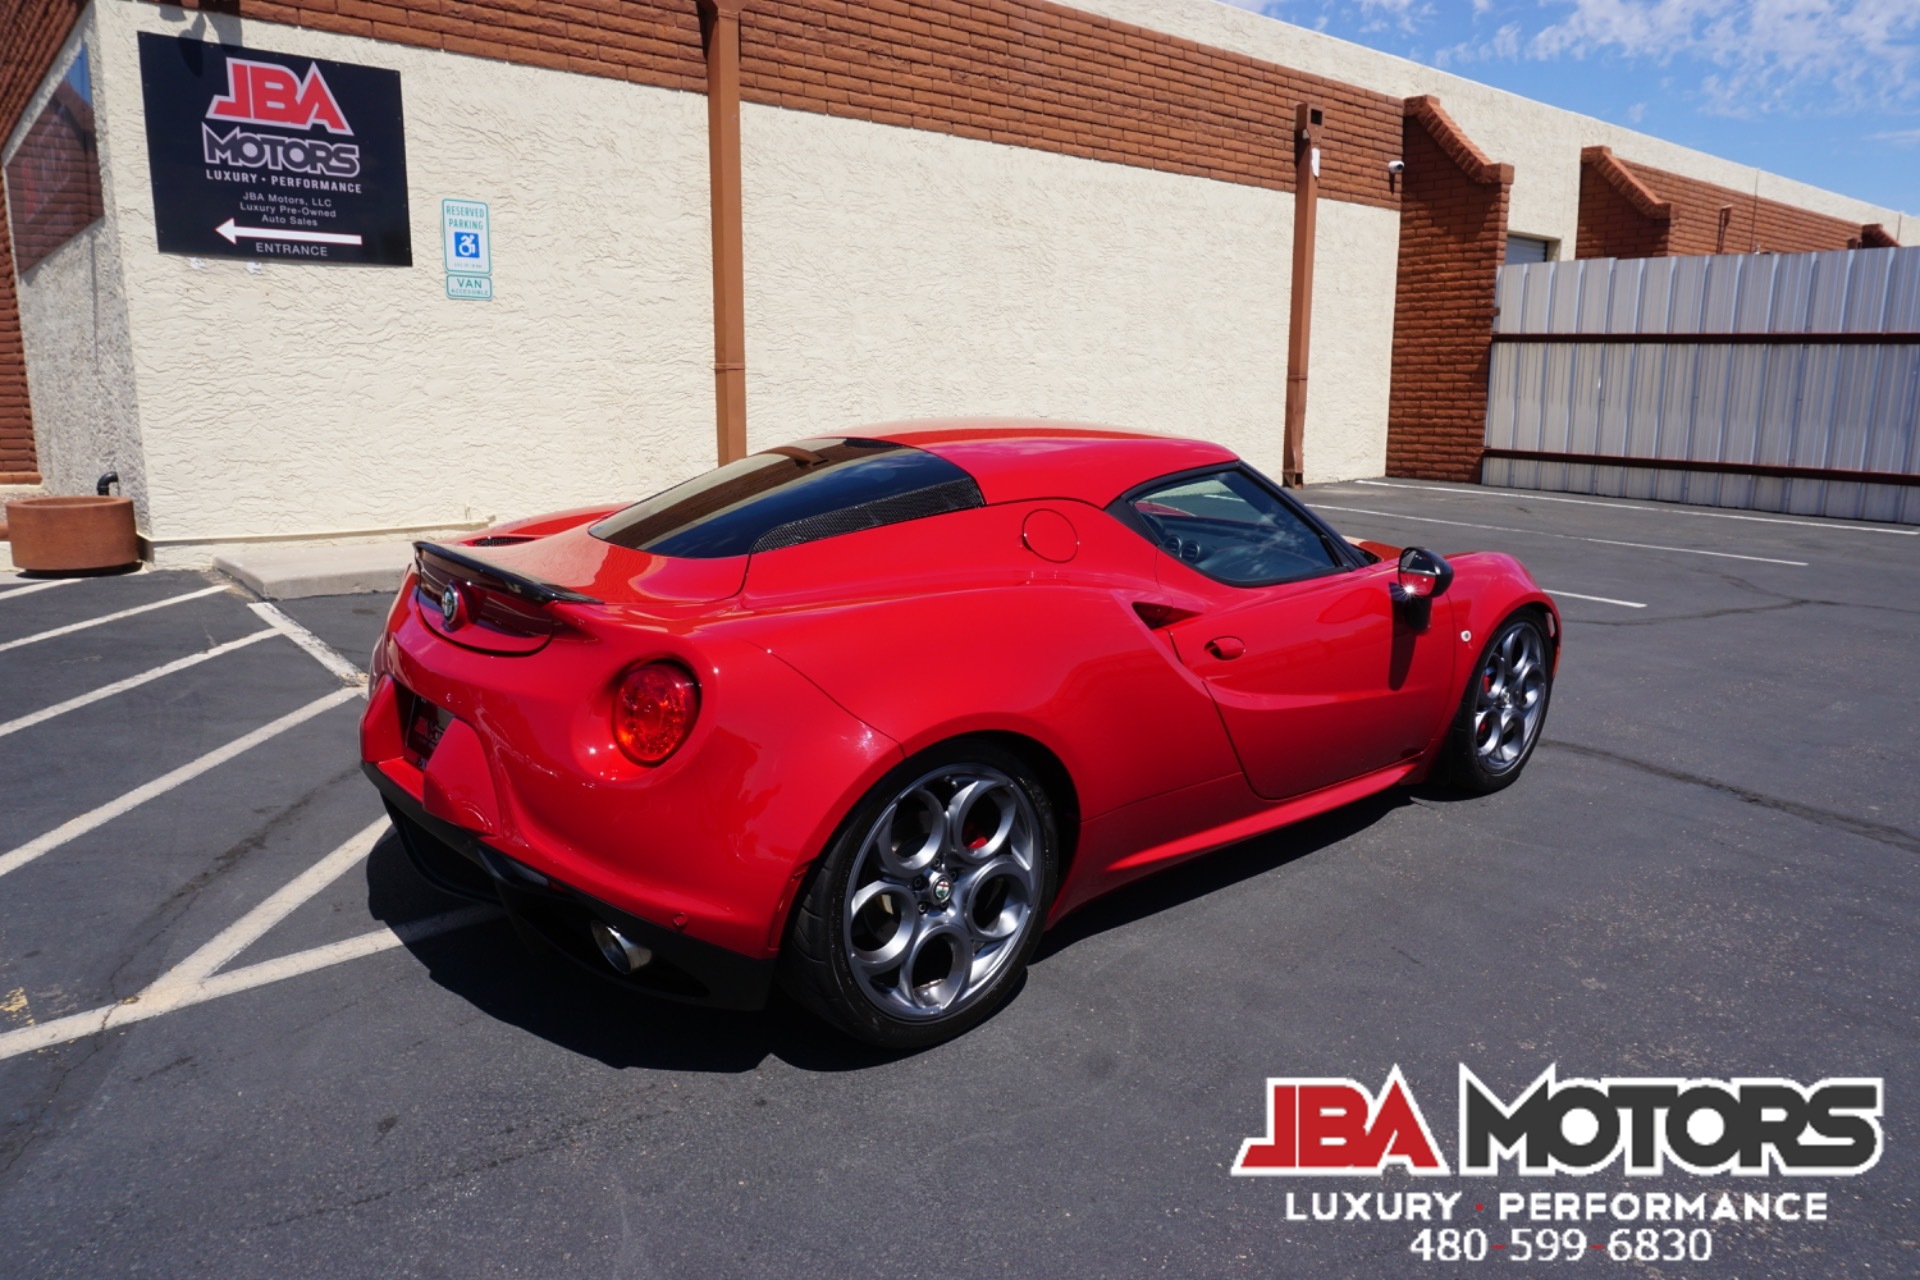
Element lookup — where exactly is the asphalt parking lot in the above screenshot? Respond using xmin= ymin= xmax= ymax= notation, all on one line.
xmin=2 ymin=481 xmax=1915 ymax=1278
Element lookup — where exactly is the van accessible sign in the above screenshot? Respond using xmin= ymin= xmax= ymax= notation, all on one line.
xmin=137 ymin=33 xmax=411 ymax=265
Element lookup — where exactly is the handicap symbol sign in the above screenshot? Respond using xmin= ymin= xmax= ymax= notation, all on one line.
xmin=441 ymin=200 xmax=491 ymax=277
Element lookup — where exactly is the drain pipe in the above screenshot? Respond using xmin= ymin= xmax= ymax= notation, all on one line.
xmin=699 ymin=0 xmax=748 ymax=466
xmin=1283 ymin=103 xmax=1322 ymax=488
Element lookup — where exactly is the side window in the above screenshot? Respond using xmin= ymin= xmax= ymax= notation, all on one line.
xmin=1122 ymin=469 xmax=1343 ymax=587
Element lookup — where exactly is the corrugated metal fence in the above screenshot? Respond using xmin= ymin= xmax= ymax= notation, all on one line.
xmin=1483 ymin=246 xmax=1920 ymax=524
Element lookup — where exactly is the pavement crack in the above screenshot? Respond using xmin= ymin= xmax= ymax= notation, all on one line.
xmin=1576 ymin=598 xmax=1811 ymax=627
xmin=101 ymin=763 xmax=361 ymax=1000
xmin=1541 ymin=741 xmax=1920 ymax=854
xmin=254 ymin=1103 xmax=669 ymax=1229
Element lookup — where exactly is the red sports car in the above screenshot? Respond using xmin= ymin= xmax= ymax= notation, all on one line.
xmin=362 ymin=422 xmax=1558 ymax=1046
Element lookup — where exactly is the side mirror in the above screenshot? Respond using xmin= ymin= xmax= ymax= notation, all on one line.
xmin=1393 ymin=546 xmax=1453 ymax=602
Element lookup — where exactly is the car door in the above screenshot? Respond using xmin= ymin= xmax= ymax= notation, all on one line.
xmin=1118 ymin=467 xmax=1457 ymax=801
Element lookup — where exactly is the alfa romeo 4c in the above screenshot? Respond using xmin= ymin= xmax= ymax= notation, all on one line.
xmin=361 ymin=422 xmax=1558 ymax=1046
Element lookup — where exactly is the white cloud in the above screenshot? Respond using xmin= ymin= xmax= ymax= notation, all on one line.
xmin=1528 ymin=0 xmax=1920 ymax=114
xmin=1434 ymin=20 xmax=1522 ymax=65
xmin=1214 ymin=0 xmax=1429 ymax=32
xmin=1870 ymin=128 xmax=1920 ymax=145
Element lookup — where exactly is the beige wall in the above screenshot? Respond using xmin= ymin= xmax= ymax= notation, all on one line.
xmin=93 ymin=1 xmax=717 ymax=551
xmin=743 ymin=102 xmax=1398 ymax=485
xmin=1082 ymin=0 xmax=1914 ymax=251
xmin=17 ymin=0 xmax=1405 ymax=568
xmin=12 ymin=0 xmax=1912 ymax=561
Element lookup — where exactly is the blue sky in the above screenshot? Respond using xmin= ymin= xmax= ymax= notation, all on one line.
xmin=1218 ymin=1 xmax=1920 ymax=219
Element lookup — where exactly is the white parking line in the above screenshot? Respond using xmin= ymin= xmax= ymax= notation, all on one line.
xmin=1543 ymin=588 xmax=1647 ymax=609
xmin=0 ymin=910 xmax=494 ymax=1061
xmin=161 ymin=818 xmax=390 ymax=989
xmin=0 ymin=687 xmax=361 ymax=880
xmin=1348 ymin=480 xmax=1919 ymax=536
xmin=0 ymin=579 xmax=83 ymax=602
xmin=247 ymin=602 xmax=368 ymax=690
xmin=0 ymin=630 xmax=278 ymax=740
xmin=0 ymin=584 xmax=229 ymax=654
xmin=0 ymin=817 xmax=495 ymax=1062
xmin=1310 ymin=505 xmax=1810 ymax=567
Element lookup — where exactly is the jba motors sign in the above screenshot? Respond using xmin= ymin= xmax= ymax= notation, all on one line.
xmin=1233 ymin=1066 xmax=1884 ymax=1177
xmin=137 ymin=33 xmax=410 ymax=265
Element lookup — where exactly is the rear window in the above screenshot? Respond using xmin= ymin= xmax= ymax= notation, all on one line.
xmin=591 ymin=438 xmax=983 ymax=558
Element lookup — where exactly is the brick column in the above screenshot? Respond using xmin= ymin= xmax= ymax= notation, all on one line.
xmin=1383 ymin=97 xmax=1511 ymax=484
xmin=1 ymin=0 xmax=90 ymax=486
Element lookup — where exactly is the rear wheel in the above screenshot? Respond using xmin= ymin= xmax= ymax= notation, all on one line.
xmin=1440 ymin=612 xmax=1552 ymax=794
xmin=782 ymin=740 xmax=1058 ymax=1048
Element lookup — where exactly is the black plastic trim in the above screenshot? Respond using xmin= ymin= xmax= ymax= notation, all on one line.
xmin=364 ymin=763 xmax=775 ymax=1010
xmin=413 ymin=541 xmax=602 ymax=605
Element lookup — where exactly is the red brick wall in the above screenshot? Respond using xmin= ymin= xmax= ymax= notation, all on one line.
xmin=1384 ymin=104 xmax=1509 ymax=483
xmin=1578 ymin=153 xmax=1864 ymax=260
xmin=0 ymin=0 xmax=85 ymax=483
xmin=1575 ymin=159 xmax=1668 ymax=261
xmin=147 ymin=0 xmax=1404 ymax=208
xmin=736 ymin=2 xmax=1402 ymax=206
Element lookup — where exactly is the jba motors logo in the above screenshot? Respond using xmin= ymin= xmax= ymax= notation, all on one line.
xmin=208 ymin=58 xmax=351 ymax=133
xmin=1233 ymin=1066 xmax=1883 ymax=1177
xmin=200 ymin=56 xmax=360 ymax=178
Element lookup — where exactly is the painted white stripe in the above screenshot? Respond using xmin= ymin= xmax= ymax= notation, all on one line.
xmin=157 ymin=818 xmax=390 ymax=990
xmin=1348 ymin=480 xmax=1919 ymax=536
xmin=1310 ymin=505 xmax=1810 ymax=567
xmin=247 ymin=601 xmax=367 ymax=690
xmin=1543 ymin=588 xmax=1647 ymax=609
xmin=0 ymin=584 xmax=229 ymax=654
xmin=194 ymin=906 xmax=496 ymax=999
xmin=0 ymin=578 xmax=83 ymax=602
xmin=0 ymin=906 xmax=495 ymax=1063
xmin=0 ymin=687 xmax=361 ymax=880
xmin=0 ymin=630 xmax=278 ymax=740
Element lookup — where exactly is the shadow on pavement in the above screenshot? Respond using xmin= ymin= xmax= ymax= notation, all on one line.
xmin=1034 ymin=787 xmax=1409 ymax=959
xmin=365 ymin=785 xmax=1416 ymax=1075
xmin=363 ymin=831 xmax=910 ymax=1075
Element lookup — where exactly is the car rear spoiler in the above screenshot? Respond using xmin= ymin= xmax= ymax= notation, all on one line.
xmin=413 ymin=541 xmax=603 ymax=606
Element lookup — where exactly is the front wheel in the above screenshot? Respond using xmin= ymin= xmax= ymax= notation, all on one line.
xmin=1440 ymin=612 xmax=1552 ymax=794
xmin=781 ymin=740 xmax=1058 ymax=1048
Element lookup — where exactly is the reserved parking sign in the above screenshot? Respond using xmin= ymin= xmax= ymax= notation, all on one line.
xmin=441 ymin=198 xmax=490 ymax=291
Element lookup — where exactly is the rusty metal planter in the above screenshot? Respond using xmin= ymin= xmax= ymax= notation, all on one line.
xmin=4 ymin=496 xmax=140 ymax=572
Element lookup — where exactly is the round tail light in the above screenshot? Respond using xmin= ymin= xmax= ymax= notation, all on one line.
xmin=613 ymin=662 xmax=700 ymax=765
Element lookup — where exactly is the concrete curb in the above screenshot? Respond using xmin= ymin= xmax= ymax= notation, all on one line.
xmin=213 ymin=541 xmax=414 ymax=600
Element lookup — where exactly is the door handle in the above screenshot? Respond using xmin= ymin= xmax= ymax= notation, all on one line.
xmin=1205 ymin=636 xmax=1245 ymax=660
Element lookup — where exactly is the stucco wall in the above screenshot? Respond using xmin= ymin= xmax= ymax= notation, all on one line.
xmin=6 ymin=5 xmax=148 ymax=518
xmin=743 ymin=103 xmax=1397 ymax=485
xmin=93 ymin=1 xmax=715 ymax=547
xmin=22 ymin=0 xmax=1905 ymax=557
xmin=1079 ymin=0 xmax=1914 ymax=252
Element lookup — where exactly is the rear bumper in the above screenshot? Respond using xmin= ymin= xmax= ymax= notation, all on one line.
xmin=365 ymin=762 xmax=776 ymax=1011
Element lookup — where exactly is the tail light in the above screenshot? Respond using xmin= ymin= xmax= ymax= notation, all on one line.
xmin=613 ymin=662 xmax=700 ymax=765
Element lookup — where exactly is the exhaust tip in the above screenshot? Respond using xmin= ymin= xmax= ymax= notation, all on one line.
xmin=591 ymin=920 xmax=653 ymax=974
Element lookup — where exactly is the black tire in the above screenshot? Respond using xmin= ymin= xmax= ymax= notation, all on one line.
xmin=780 ymin=738 xmax=1059 ymax=1049
xmin=1439 ymin=611 xmax=1553 ymax=795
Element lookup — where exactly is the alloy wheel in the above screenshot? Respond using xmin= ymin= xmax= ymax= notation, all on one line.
xmin=840 ymin=764 xmax=1041 ymax=1021
xmin=1473 ymin=622 xmax=1548 ymax=773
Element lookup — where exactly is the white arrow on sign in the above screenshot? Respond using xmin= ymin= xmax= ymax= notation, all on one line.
xmin=215 ymin=218 xmax=363 ymax=247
